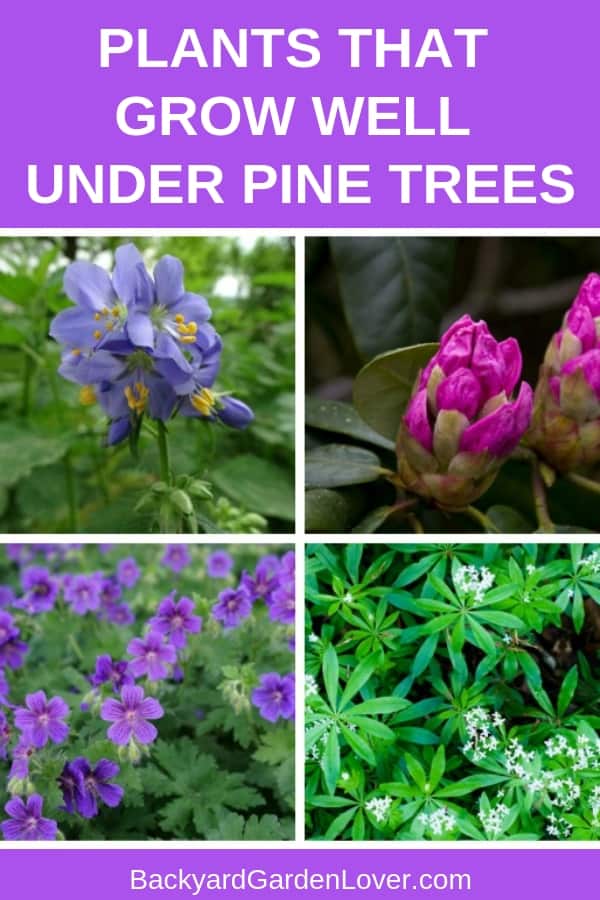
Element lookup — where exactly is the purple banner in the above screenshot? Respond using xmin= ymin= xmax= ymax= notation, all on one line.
xmin=0 ymin=847 xmax=597 ymax=898
xmin=1 ymin=0 xmax=598 ymax=227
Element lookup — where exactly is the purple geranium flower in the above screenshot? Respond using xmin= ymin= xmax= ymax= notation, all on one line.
xmin=241 ymin=554 xmax=281 ymax=601
xmin=160 ymin=544 xmax=192 ymax=573
xmin=105 ymin=602 xmax=135 ymax=626
xmin=116 ymin=557 xmax=140 ymax=589
xmin=207 ymin=550 xmax=234 ymax=578
xmin=0 ymin=586 xmax=15 ymax=608
xmin=268 ymin=580 xmax=295 ymax=626
xmin=64 ymin=573 xmax=102 ymax=615
xmin=100 ymin=685 xmax=164 ymax=745
xmin=14 ymin=690 xmax=69 ymax=748
xmin=9 ymin=738 xmax=36 ymax=780
xmin=212 ymin=587 xmax=253 ymax=629
xmin=16 ymin=566 xmax=60 ymax=614
xmin=60 ymin=757 xmax=123 ymax=819
xmin=90 ymin=655 xmax=133 ymax=691
xmin=0 ymin=670 xmax=8 ymax=703
xmin=0 ymin=711 xmax=10 ymax=759
xmin=149 ymin=594 xmax=202 ymax=648
xmin=0 ymin=612 xmax=27 ymax=671
xmin=1 ymin=794 xmax=57 ymax=841
xmin=251 ymin=673 xmax=295 ymax=723
xmin=127 ymin=632 xmax=177 ymax=681
xmin=98 ymin=575 xmax=122 ymax=606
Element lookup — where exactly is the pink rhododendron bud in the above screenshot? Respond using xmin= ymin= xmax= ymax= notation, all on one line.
xmin=397 ymin=315 xmax=533 ymax=508
xmin=527 ymin=273 xmax=600 ymax=471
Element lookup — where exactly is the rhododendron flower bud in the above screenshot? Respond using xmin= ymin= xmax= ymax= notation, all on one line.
xmin=397 ymin=315 xmax=533 ymax=507
xmin=527 ymin=274 xmax=600 ymax=472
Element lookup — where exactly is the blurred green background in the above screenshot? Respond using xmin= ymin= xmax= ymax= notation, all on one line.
xmin=0 ymin=236 xmax=295 ymax=533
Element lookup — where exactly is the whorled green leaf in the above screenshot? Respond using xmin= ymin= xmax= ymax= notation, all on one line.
xmin=353 ymin=343 xmax=438 ymax=441
xmin=330 ymin=237 xmax=455 ymax=358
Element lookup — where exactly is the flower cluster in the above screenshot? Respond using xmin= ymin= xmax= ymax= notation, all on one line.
xmin=528 ymin=273 xmax=600 ymax=472
xmin=453 ymin=566 xmax=495 ymax=604
xmin=0 ymin=544 xmax=295 ymax=841
xmin=49 ymin=243 xmax=253 ymax=445
xmin=397 ymin=315 xmax=533 ymax=507
xmin=210 ymin=551 xmax=296 ymax=723
xmin=365 ymin=795 xmax=393 ymax=824
xmin=416 ymin=806 xmax=456 ymax=836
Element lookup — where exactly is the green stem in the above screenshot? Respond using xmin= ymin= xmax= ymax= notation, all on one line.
xmin=64 ymin=450 xmax=79 ymax=532
xmin=464 ymin=505 xmax=501 ymax=534
xmin=567 ymin=472 xmax=600 ymax=497
xmin=157 ymin=420 xmax=172 ymax=485
xmin=531 ymin=461 xmax=555 ymax=533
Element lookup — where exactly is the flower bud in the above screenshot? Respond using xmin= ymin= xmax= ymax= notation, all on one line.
xmin=397 ymin=315 xmax=533 ymax=507
xmin=527 ymin=274 xmax=600 ymax=472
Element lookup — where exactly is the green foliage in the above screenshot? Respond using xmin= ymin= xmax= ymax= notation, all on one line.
xmin=0 ymin=543 xmax=294 ymax=840
xmin=306 ymin=542 xmax=600 ymax=840
xmin=0 ymin=236 xmax=294 ymax=533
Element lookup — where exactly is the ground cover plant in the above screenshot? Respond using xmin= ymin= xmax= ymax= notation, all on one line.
xmin=306 ymin=237 xmax=600 ymax=533
xmin=306 ymin=542 xmax=600 ymax=840
xmin=0 ymin=543 xmax=295 ymax=839
xmin=0 ymin=236 xmax=294 ymax=533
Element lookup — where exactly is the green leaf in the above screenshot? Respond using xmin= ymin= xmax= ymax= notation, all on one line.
xmin=351 ymin=505 xmax=397 ymax=534
xmin=305 ymin=488 xmax=362 ymax=533
xmin=345 ymin=716 xmax=395 ymax=741
xmin=322 ymin=728 xmax=341 ymax=795
xmin=306 ymin=444 xmax=383 ymax=489
xmin=0 ymin=425 xmax=70 ymax=488
xmin=486 ymin=504 xmax=533 ymax=532
xmin=557 ymin=666 xmax=578 ymax=718
xmin=429 ymin=745 xmax=446 ymax=791
xmin=323 ymin=805 xmax=356 ymax=839
xmin=353 ymin=343 xmax=438 ymax=441
xmin=404 ymin=752 xmax=427 ymax=790
xmin=212 ymin=454 xmax=294 ymax=521
xmin=306 ymin=397 xmax=395 ymax=450
xmin=348 ymin=696 xmax=410 ymax=716
xmin=330 ymin=236 xmax=455 ymax=357
xmin=339 ymin=723 xmax=376 ymax=766
xmin=309 ymin=795 xmax=353 ymax=809
xmin=436 ymin=773 xmax=507 ymax=798
xmin=322 ymin=644 xmax=339 ymax=710
xmin=339 ymin=653 xmax=379 ymax=710
xmin=344 ymin=544 xmax=363 ymax=582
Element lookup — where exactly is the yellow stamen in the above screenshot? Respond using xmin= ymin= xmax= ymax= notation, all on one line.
xmin=79 ymin=385 xmax=96 ymax=406
xmin=93 ymin=329 xmax=102 ymax=340
xmin=180 ymin=335 xmax=196 ymax=344
xmin=111 ymin=307 xmax=120 ymax=317
xmin=106 ymin=321 xmax=114 ymax=331
xmin=174 ymin=313 xmax=185 ymax=323
xmin=124 ymin=381 xmax=150 ymax=414
xmin=101 ymin=307 xmax=109 ymax=315
xmin=191 ymin=388 xmax=216 ymax=417
xmin=71 ymin=348 xmax=81 ymax=356
xmin=94 ymin=312 xmax=101 ymax=321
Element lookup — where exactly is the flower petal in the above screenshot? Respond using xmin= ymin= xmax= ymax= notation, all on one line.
xmin=404 ymin=389 xmax=433 ymax=452
xmin=126 ymin=311 xmax=155 ymax=349
xmin=107 ymin=720 xmax=132 ymax=746
xmin=132 ymin=719 xmax=158 ymax=744
xmin=50 ymin=307 xmax=97 ymax=348
xmin=113 ymin=244 xmax=154 ymax=310
xmin=154 ymin=255 xmax=184 ymax=306
xmin=64 ymin=262 xmax=116 ymax=311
